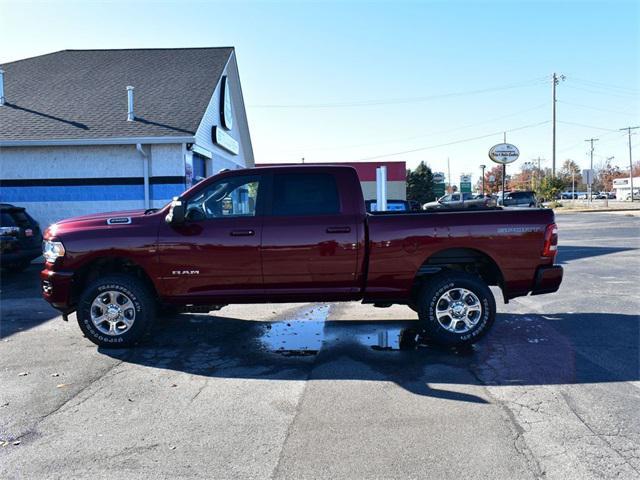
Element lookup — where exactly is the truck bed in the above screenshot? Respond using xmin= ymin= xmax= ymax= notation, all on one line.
xmin=364 ymin=208 xmax=556 ymax=302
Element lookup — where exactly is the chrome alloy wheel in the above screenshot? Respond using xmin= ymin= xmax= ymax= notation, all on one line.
xmin=435 ymin=288 xmax=482 ymax=333
xmin=90 ymin=290 xmax=136 ymax=336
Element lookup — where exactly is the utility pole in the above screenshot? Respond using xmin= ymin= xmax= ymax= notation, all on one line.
xmin=585 ymin=138 xmax=598 ymax=205
xmin=502 ymin=132 xmax=507 ymax=199
xmin=620 ymin=126 xmax=638 ymax=202
xmin=532 ymin=157 xmax=544 ymax=192
xmin=604 ymin=156 xmax=615 ymax=207
xmin=479 ymin=164 xmax=486 ymax=195
xmin=447 ymin=157 xmax=451 ymax=194
xmin=552 ymin=73 xmax=565 ymax=177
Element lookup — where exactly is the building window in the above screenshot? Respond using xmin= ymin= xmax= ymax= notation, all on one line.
xmin=193 ymin=153 xmax=207 ymax=182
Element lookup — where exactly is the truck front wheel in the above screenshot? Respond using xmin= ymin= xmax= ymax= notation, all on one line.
xmin=77 ymin=274 xmax=156 ymax=348
xmin=417 ymin=272 xmax=495 ymax=346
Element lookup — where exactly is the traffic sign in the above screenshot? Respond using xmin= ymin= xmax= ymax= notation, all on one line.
xmin=582 ymin=169 xmax=594 ymax=185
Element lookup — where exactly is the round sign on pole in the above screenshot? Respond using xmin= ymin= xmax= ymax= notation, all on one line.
xmin=489 ymin=143 xmax=520 ymax=164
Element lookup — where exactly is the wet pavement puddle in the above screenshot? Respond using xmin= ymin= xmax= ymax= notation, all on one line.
xmin=259 ymin=305 xmax=427 ymax=356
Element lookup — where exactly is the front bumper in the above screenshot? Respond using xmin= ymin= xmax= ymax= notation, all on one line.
xmin=40 ymin=268 xmax=75 ymax=310
xmin=531 ymin=265 xmax=563 ymax=295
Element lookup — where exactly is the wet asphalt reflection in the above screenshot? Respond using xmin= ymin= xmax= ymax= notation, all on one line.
xmin=257 ymin=304 xmax=471 ymax=356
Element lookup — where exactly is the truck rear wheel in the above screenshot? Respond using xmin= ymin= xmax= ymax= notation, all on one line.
xmin=77 ymin=274 xmax=156 ymax=348
xmin=416 ymin=272 xmax=495 ymax=347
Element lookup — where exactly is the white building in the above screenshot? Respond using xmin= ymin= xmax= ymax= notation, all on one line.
xmin=612 ymin=177 xmax=640 ymax=200
xmin=0 ymin=48 xmax=254 ymax=227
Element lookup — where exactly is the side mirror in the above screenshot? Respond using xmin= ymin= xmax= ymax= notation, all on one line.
xmin=165 ymin=197 xmax=186 ymax=225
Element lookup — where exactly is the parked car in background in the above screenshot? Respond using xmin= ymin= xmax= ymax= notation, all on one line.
xmin=365 ymin=199 xmax=410 ymax=212
xmin=595 ymin=191 xmax=616 ymax=200
xmin=625 ymin=191 xmax=640 ymax=201
xmin=561 ymin=192 xmax=578 ymax=199
xmin=1 ymin=204 xmax=43 ymax=272
xmin=497 ymin=191 xmax=537 ymax=207
xmin=423 ymin=192 xmax=494 ymax=210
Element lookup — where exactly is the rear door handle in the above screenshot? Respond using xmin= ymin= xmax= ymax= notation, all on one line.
xmin=326 ymin=226 xmax=351 ymax=234
xmin=230 ymin=229 xmax=255 ymax=236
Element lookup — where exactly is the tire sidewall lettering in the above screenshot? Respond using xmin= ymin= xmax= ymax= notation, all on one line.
xmin=423 ymin=277 xmax=493 ymax=344
xmin=79 ymin=279 xmax=147 ymax=345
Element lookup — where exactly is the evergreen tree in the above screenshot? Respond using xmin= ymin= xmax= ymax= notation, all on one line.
xmin=406 ymin=161 xmax=435 ymax=204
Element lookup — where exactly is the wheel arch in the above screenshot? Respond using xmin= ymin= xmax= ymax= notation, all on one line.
xmin=411 ymin=247 xmax=504 ymax=300
xmin=71 ymin=255 xmax=159 ymax=304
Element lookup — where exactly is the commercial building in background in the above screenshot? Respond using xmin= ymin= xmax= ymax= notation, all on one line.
xmin=0 ymin=48 xmax=254 ymax=227
xmin=612 ymin=177 xmax=640 ymax=200
xmin=256 ymin=161 xmax=406 ymax=200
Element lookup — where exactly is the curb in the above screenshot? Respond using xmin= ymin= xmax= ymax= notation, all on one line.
xmin=553 ymin=208 xmax=640 ymax=214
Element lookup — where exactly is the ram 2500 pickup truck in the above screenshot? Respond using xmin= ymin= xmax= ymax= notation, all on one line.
xmin=41 ymin=165 xmax=562 ymax=348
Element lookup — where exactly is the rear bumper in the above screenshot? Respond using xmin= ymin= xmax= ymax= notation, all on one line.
xmin=40 ymin=268 xmax=75 ymax=311
xmin=531 ymin=265 xmax=563 ymax=295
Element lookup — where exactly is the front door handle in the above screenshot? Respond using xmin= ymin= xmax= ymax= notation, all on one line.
xmin=230 ymin=229 xmax=255 ymax=236
xmin=326 ymin=226 xmax=351 ymax=234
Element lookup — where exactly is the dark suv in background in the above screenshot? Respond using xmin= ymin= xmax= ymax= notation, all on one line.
xmin=0 ymin=204 xmax=43 ymax=272
xmin=498 ymin=191 xmax=537 ymax=207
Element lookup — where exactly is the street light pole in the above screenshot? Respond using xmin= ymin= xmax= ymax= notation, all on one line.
xmin=620 ymin=126 xmax=639 ymax=202
xmin=585 ymin=138 xmax=599 ymax=206
xmin=479 ymin=164 xmax=486 ymax=195
xmin=551 ymin=73 xmax=565 ymax=177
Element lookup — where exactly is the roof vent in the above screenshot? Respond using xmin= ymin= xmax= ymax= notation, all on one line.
xmin=0 ymin=69 xmax=5 ymax=106
xmin=126 ymin=85 xmax=134 ymax=121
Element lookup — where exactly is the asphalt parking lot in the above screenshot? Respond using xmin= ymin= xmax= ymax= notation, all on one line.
xmin=1 ymin=212 xmax=639 ymax=480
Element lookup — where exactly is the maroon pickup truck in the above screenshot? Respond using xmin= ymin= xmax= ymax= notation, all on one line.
xmin=41 ymin=165 xmax=562 ymax=348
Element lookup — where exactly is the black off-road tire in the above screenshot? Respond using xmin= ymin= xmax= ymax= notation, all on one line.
xmin=416 ymin=272 xmax=495 ymax=347
xmin=77 ymin=274 xmax=156 ymax=348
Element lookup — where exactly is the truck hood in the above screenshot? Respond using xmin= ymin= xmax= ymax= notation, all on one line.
xmin=45 ymin=209 xmax=162 ymax=239
xmin=54 ymin=209 xmax=148 ymax=225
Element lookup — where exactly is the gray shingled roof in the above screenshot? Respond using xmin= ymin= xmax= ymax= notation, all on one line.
xmin=0 ymin=48 xmax=234 ymax=142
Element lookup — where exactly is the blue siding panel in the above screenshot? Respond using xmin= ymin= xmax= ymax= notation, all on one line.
xmin=0 ymin=184 xmax=186 ymax=202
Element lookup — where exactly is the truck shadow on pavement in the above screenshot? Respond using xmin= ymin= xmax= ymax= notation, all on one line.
xmin=99 ymin=309 xmax=639 ymax=403
xmin=557 ymin=245 xmax=636 ymax=263
xmin=0 ymin=265 xmax=60 ymax=339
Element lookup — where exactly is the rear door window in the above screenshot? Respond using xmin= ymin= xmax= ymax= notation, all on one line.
xmin=272 ymin=173 xmax=340 ymax=216
xmin=1 ymin=212 xmax=16 ymax=227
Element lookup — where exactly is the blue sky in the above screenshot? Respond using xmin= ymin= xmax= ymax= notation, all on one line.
xmin=1 ymin=0 xmax=638 ymax=186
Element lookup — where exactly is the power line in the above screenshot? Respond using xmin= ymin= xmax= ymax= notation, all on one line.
xmin=557 ymin=100 xmax=638 ymax=116
xmin=570 ymin=77 xmax=638 ymax=94
xmin=247 ymin=77 xmax=548 ymax=109
xmin=557 ymin=130 xmax=620 ymax=154
xmin=558 ymin=120 xmax=618 ymax=131
xmin=352 ymin=120 xmax=550 ymax=161
xmin=563 ymin=84 xmax=638 ymax=99
xmin=275 ymin=103 xmax=548 ymax=154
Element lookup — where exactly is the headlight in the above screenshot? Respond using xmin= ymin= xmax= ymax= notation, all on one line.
xmin=43 ymin=240 xmax=66 ymax=263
